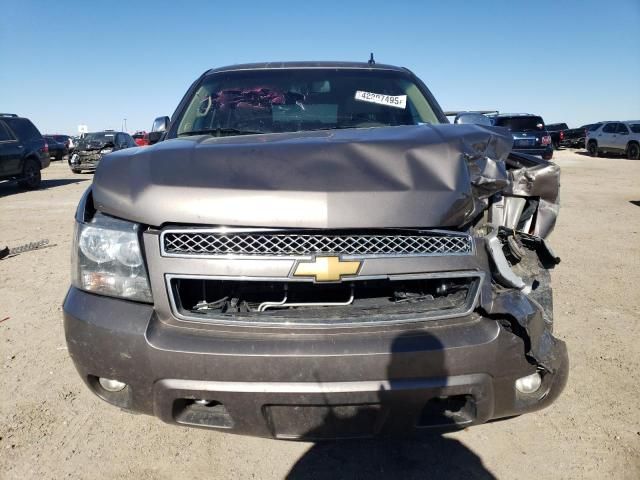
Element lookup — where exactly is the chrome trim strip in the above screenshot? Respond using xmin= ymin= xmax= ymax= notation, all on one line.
xmin=159 ymin=374 xmax=487 ymax=394
xmin=485 ymin=229 xmax=526 ymax=290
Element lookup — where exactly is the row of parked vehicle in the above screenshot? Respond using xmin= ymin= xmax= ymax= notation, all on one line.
xmin=452 ymin=112 xmax=640 ymax=161
xmin=545 ymin=121 xmax=640 ymax=159
xmin=0 ymin=112 xmax=144 ymax=187
xmin=3 ymin=107 xmax=638 ymax=191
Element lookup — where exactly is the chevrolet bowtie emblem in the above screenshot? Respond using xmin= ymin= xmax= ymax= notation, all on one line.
xmin=293 ymin=256 xmax=362 ymax=282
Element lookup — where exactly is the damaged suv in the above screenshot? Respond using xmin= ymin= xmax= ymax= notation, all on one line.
xmin=68 ymin=130 xmax=137 ymax=173
xmin=63 ymin=62 xmax=567 ymax=440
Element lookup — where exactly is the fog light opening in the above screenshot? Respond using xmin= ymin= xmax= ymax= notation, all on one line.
xmin=515 ymin=372 xmax=542 ymax=394
xmin=98 ymin=377 xmax=127 ymax=392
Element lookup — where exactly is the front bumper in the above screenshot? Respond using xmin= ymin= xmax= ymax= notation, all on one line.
xmin=70 ymin=153 xmax=102 ymax=170
xmin=63 ymin=287 xmax=568 ymax=439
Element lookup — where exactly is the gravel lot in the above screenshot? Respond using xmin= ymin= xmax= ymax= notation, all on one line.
xmin=1 ymin=149 xmax=639 ymax=479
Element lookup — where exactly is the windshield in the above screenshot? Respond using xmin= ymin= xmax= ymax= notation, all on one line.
xmin=175 ymin=69 xmax=441 ymax=137
xmin=494 ymin=116 xmax=545 ymax=132
xmin=78 ymin=132 xmax=116 ymax=148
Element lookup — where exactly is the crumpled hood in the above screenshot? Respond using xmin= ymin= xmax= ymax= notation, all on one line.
xmin=92 ymin=124 xmax=512 ymax=228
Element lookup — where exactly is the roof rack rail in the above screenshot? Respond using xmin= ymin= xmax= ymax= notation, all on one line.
xmin=0 ymin=113 xmax=18 ymax=117
xmin=444 ymin=110 xmax=499 ymax=116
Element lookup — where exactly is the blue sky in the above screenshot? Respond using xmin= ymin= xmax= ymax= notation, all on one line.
xmin=1 ymin=0 xmax=638 ymax=135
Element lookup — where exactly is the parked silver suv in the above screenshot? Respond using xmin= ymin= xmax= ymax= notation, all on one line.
xmin=586 ymin=121 xmax=640 ymax=159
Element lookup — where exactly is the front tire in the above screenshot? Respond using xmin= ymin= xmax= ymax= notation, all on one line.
xmin=17 ymin=158 xmax=42 ymax=189
xmin=588 ymin=141 xmax=598 ymax=157
xmin=627 ymin=142 xmax=640 ymax=160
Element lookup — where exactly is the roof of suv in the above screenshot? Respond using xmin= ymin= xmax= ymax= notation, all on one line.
xmin=492 ymin=113 xmax=539 ymax=118
xmin=206 ymin=61 xmax=407 ymax=75
xmin=85 ymin=130 xmax=127 ymax=135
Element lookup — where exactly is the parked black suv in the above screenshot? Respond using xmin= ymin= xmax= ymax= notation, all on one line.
xmin=490 ymin=114 xmax=553 ymax=160
xmin=69 ymin=130 xmax=137 ymax=173
xmin=0 ymin=113 xmax=50 ymax=189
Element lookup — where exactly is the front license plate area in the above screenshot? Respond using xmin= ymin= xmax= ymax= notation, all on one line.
xmin=264 ymin=404 xmax=383 ymax=439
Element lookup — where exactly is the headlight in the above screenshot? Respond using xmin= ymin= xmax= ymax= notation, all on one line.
xmin=72 ymin=212 xmax=152 ymax=303
xmin=99 ymin=148 xmax=113 ymax=154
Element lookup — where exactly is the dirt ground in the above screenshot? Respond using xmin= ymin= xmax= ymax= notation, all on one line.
xmin=1 ymin=150 xmax=639 ymax=479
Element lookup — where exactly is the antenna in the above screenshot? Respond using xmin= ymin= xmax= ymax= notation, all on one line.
xmin=368 ymin=52 xmax=375 ymax=65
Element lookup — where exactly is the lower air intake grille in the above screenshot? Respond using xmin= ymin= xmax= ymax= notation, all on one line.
xmin=162 ymin=230 xmax=473 ymax=257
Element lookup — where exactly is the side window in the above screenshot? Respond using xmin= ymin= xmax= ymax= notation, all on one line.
xmin=617 ymin=123 xmax=629 ymax=134
xmin=602 ymin=123 xmax=617 ymax=133
xmin=115 ymin=133 xmax=125 ymax=146
xmin=5 ymin=118 xmax=41 ymax=141
xmin=0 ymin=122 xmax=14 ymax=142
xmin=127 ymin=135 xmax=136 ymax=147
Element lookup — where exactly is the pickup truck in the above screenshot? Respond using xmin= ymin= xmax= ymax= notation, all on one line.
xmin=562 ymin=123 xmax=601 ymax=149
xmin=63 ymin=61 xmax=568 ymax=440
xmin=545 ymin=123 xmax=567 ymax=149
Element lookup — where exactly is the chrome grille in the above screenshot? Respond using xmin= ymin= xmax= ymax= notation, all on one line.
xmin=162 ymin=230 xmax=473 ymax=257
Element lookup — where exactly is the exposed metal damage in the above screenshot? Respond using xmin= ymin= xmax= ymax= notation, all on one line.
xmin=476 ymin=145 xmax=563 ymax=375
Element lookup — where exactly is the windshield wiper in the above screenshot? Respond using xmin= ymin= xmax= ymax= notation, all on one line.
xmin=178 ymin=128 xmax=264 ymax=137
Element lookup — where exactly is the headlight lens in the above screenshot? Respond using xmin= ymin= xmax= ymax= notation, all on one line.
xmin=99 ymin=148 xmax=113 ymax=154
xmin=72 ymin=213 xmax=152 ymax=303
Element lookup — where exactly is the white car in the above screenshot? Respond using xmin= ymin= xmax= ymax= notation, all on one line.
xmin=586 ymin=121 xmax=640 ymax=159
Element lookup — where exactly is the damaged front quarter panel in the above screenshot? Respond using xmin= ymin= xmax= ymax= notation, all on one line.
xmin=465 ymin=134 xmax=564 ymax=379
xmin=492 ymin=152 xmax=561 ymax=239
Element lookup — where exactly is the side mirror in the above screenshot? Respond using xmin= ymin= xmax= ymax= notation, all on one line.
xmin=152 ymin=116 xmax=170 ymax=132
xmin=454 ymin=112 xmax=492 ymax=126
xmin=149 ymin=116 xmax=170 ymax=145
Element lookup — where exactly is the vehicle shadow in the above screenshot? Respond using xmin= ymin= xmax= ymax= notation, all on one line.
xmin=0 ymin=177 xmax=89 ymax=198
xmin=575 ymin=150 xmax=633 ymax=160
xmin=286 ymin=332 xmax=495 ymax=480
xmin=630 ymin=201 xmax=640 ymax=208
xmin=286 ymin=434 xmax=494 ymax=479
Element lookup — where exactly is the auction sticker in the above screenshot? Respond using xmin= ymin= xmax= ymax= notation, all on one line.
xmin=354 ymin=91 xmax=407 ymax=109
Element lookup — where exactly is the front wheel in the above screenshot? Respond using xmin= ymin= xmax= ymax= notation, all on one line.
xmin=17 ymin=158 xmax=42 ymax=189
xmin=627 ymin=142 xmax=640 ymax=160
xmin=588 ymin=141 xmax=598 ymax=157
